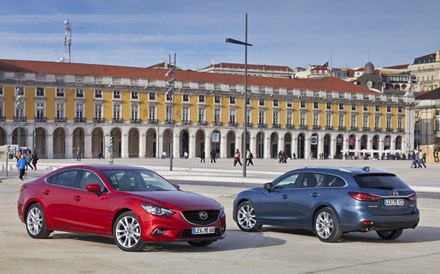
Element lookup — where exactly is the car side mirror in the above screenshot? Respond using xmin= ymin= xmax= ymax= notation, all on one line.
xmin=86 ymin=184 xmax=102 ymax=196
xmin=264 ymin=182 xmax=272 ymax=192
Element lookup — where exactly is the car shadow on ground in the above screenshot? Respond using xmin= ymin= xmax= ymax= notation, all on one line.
xmin=257 ymin=225 xmax=440 ymax=243
xmin=50 ymin=229 xmax=286 ymax=252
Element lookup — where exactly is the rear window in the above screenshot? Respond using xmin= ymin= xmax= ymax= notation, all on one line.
xmin=354 ymin=173 xmax=408 ymax=190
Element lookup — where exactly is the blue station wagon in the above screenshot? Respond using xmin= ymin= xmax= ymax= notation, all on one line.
xmin=233 ymin=166 xmax=419 ymax=242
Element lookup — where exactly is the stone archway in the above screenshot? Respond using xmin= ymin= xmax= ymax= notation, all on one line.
xmin=0 ymin=127 xmax=6 ymax=145
xmin=195 ymin=129 xmax=205 ymax=157
xmin=310 ymin=133 xmax=319 ymax=159
xmin=12 ymin=127 xmax=27 ymax=147
xmin=395 ymin=136 xmax=402 ymax=150
xmin=297 ymin=133 xmax=305 ymax=159
xmin=284 ymin=133 xmax=292 ymax=159
xmin=53 ymin=127 xmax=66 ymax=159
xmin=179 ymin=130 xmax=189 ymax=158
xmin=241 ymin=130 xmax=250 ymax=152
xmin=162 ymin=129 xmax=171 ymax=158
xmin=384 ymin=135 xmax=391 ymax=150
xmin=128 ymin=128 xmax=140 ymax=158
xmin=335 ymin=134 xmax=344 ymax=159
xmin=146 ymin=129 xmax=157 ymax=158
xmin=256 ymin=131 xmax=264 ymax=159
xmin=270 ymin=132 xmax=278 ymax=158
xmin=110 ymin=128 xmax=122 ymax=158
xmin=91 ymin=128 xmax=104 ymax=158
xmin=226 ymin=131 xmax=236 ymax=158
xmin=35 ymin=127 xmax=47 ymax=158
xmin=73 ymin=127 xmax=85 ymax=158
xmin=210 ymin=130 xmax=221 ymax=158
xmin=323 ymin=134 xmax=331 ymax=159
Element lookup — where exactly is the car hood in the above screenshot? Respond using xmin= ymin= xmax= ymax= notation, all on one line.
xmin=125 ymin=191 xmax=222 ymax=211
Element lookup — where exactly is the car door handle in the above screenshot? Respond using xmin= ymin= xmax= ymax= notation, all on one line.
xmin=72 ymin=195 xmax=81 ymax=201
xmin=282 ymin=194 xmax=288 ymax=199
xmin=311 ymin=192 xmax=319 ymax=198
xmin=43 ymin=190 xmax=50 ymax=195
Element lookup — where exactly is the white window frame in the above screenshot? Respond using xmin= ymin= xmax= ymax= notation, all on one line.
xmin=56 ymin=103 xmax=65 ymax=119
xmin=94 ymin=89 xmax=103 ymax=98
xmin=131 ymin=104 xmax=139 ymax=120
xmin=94 ymin=104 xmax=103 ymax=119
xmin=113 ymin=90 xmax=121 ymax=99
xmin=76 ymin=89 xmax=84 ymax=98
xmin=36 ymin=87 xmax=45 ymax=97
xmin=56 ymin=88 xmax=65 ymax=97
xmin=149 ymin=106 xmax=156 ymax=120
xmin=36 ymin=102 xmax=45 ymax=118
xmin=113 ymin=104 xmax=121 ymax=120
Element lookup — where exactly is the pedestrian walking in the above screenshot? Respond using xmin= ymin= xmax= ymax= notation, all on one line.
xmin=200 ymin=150 xmax=206 ymax=163
xmin=419 ymin=150 xmax=426 ymax=168
xmin=31 ymin=153 xmax=39 ymax=170
xmin=25 ymin=152 xmax=34 ymax=170
xmin=76 ymin=147 xmax=81 ymax=161
xmin=246 ymin=149 xmax=254 ymax=166
xmin=16 ymin=154 xmax=27 ymax=180
xmin=210 ymin=149 xmax=217 ymax=163
xmin=234 ymin=149 xmax=242 ymax=166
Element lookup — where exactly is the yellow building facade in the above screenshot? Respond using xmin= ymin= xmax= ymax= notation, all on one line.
xmin=0 ymin=59 xmax=415 ymax=159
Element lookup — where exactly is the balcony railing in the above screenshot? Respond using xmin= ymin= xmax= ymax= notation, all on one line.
xmin=350 ymin=127 xmax=358 ymax=131
xmin=338 ymin=126 xmax=346 ymax=131
xmin=198 ymin=121 xmax=208 ymax=126
xmin=272 ymin=123 xmax=280 ymax=128
xmin=374 ymin=127 xmax=382 ymax=132
xmin=286 ymin=124 xmax=294 ymax=129
xmin=362 ymin=127 xmax=370 ymax=131
xmin=228 ymin=122 xmax=238 ymax=127
xmin=35 ymin=117 xmax=47 ymax=122
xmin=130 ymin=118 xmax=141 ymax=124
xmin=386 ymin=127 xmax=393 ymax=132
xmin=397 ymin=128 xmax=405 ymax=132
xmin=181 ymin=120 xmax=191 ymax=125
xmin=0 ymin=116 xmax=5 ymax=122
xmin=148 ymin=119 xmax=158 ymax=124
xmin=74 ymin=117 xmax=86 ymax=123
xmin=213 ymin=121 xmax=223 ymax=127
xmin=55 ymin=117 xmax=67 ymax=123
xmin=313 ymin=125 xmax=321 ymax=130
xmin=165 ymin=119 xmax=175 ymax=125
xmin=300 ymin=125 xmax=308 ymax=130
xmin=258 ymin=123 xmax=267 ymax=128
xmin=94 ymin=118 xmax=105 ymax=123
xmin=325 ymin=126 xmax=333 ymax=130
xmin=112 ymin=118 xmax=123 ymax=123
xmin=14 ymin=116 xmax=27 ymax=122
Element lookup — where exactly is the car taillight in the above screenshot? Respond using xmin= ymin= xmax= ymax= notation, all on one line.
xmin=408 ymin=193 xmax=417 ymax=201
xmin=348 ymin=192 xmax=380 ymax=202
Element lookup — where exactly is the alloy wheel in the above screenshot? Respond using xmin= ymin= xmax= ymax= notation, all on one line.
xmin=115 ymin=215 xmax=141 ymax=249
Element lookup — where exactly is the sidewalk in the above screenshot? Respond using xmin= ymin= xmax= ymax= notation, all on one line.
xmin=2 ymin=157 xmax=440 ymax=193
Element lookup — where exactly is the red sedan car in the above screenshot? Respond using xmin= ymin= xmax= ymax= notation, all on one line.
xmin=17 ymin=164 xmax=226 ymax=251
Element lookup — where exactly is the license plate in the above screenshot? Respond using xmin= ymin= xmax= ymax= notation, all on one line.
xmin=191 ymin=226 xmax=215 ymax=235
xmin=383 ymin=199 xmax=404 ymax=206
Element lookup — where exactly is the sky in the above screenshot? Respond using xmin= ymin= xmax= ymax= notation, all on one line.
xmin=1 ymin=0 xmax=439 ymax=70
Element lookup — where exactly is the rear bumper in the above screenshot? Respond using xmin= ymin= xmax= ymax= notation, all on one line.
xmin=340 ymin=208 xmax=420 ymax=232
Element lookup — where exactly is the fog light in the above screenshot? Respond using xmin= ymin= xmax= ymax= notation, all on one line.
xmin=152 ymin=228 xmax=167 ymax=236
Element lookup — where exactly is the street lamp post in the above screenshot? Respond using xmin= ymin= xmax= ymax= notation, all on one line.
xmin=226 ymin=13 xmax=252 ymax=177
xmin=165 ymin=53 xmax=177 ymax=171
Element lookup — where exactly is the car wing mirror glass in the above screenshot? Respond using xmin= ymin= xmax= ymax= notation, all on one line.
xmin=264 ymin=182 xmax=272 ymax=192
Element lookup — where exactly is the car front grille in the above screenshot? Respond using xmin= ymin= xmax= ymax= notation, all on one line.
xmin=181 ymin=210 xmax=220 ymax=225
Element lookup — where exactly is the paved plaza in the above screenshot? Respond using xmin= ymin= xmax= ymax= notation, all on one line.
xmin=2 ymin=157 xmax=439 ymax=193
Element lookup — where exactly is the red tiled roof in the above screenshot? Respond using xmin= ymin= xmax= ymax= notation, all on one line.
xmin=383 ymin=64 xmax=409 ymax=70
xmin=210 ymin=62 xmax=293 ymax=72
xmin=0 ymin=59 xmax=377 ymax=94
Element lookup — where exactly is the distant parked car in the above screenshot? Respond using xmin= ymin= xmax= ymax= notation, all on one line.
xmin=233 ymin=166 xmax=419 ymax=242
xmin=18 ymin=164 xmax=226 ymax=251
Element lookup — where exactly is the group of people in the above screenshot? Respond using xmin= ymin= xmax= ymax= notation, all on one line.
xmin=199 ymin=149 xmax=218 ymax=163
xmin=16 ymin=150 xmax=39 ymax=181
xmin=233 ymin=149 xmax=254 ymax=166
xmin=411 ymin=149 xmax=427 ymax=168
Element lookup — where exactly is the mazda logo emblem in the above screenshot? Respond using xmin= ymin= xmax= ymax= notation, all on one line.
xmin=393 ymin=191 xmax=399 ymax=196
xmin=199 ymin=211 xmax=208 ymax=220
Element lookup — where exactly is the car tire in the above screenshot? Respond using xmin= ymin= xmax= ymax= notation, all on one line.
xmin=376 ymin=229 xmax=403 ymax=240
xmin=113 ymin=212 xmax=145 ymax=252
xmin=235 ymin=201 xmax=262 ymax=232
xmin=187 ymin=240 xmax=215 ymax=247
xmin=314 ymin=207 xmax=342 ymax=242
xmin=26 ymin=203 xmax=51 ymax=239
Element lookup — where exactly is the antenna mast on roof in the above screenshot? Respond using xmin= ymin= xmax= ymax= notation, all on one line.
xmin=63 ymin=19 xmax=72 ymax=63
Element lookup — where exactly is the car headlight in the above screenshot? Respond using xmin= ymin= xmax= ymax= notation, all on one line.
xmin=141 ymin=205 xmax=175 ymax=216
xmin=219 ymin=207 xmax=225 ymax=216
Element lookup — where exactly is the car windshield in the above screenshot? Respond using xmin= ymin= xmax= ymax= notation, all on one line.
xmin=101 ymin=169 xmax=177 ymax=192
xmin=354 ymin=173 xmax=408 ymax=190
